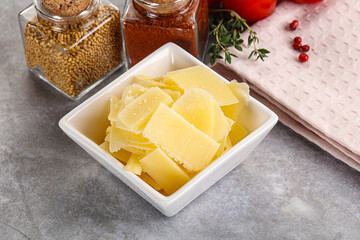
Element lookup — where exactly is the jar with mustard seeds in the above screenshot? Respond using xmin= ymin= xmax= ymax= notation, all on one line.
xmin=121 ymin=0 xmax=208 ymax=67
xmin=18 ymin=0 xmax=126 ymax=99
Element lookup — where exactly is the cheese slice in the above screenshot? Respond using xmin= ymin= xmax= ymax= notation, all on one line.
xmin=229 ymin=121 xmax=249 ymax=145
xmin=229 ymin=80 xmax=250 ymax=105
xmin=109 ymin=102 xmax=122 ymax=124
xmin=127 ymin=142 xmax=156 ymax=151
xmin=212 ymin=102 xmax=233 ymax=142
xmin=134 ymin=78 xmax=168 ymax=89
xmin=225 ymin=135 xmax=232 ymax=151
xmin=108 ymin=96 xmax=121 ymax=123
xmin=139 ymin=173 xmax=162 ymax=191
xmin=105 ymin=132 xmax=110 ymax=142
xmin=106 ymin=126 xmax=111 ymax=135
xmin=120 ymin=83 xmax=148 ymax=109
xmin=123 ymin=146 xmax=146 ymax=156
xmin=213 ymin=117 xmax=235 ymax=158
xmin=109 ymin=126 xmax=128 ymax=153
xmin=143 ymin=104 xmax=220 ymax=171
xmin=139 ymin=148 xmax=190 ymax=194
xmin=214 ymin=136 xmax=227 ymax=159
xmin=162 ymin=89 xmax=182 ymax=102
xmin=109 ymin=96 xmax=119 ymax=113
xmin=117 ymin=87 xmax=173 ymax=132
xmin=125 ymin=153 xmax=143 ymax=175
xmin=133 ymin=74 xmax=152 ymax=81
xmin=172 ymin=88 xmax=215 ymax=137
xmin=99 ymin=141 xmax=131 ymax=163
xmin=153 ymin=76 xmax=184 ymax=92
xmin=109 ymin=126 xmax=151 ymax=152
xmin=123 ymin=129 xmax=150 ymax=145
xmin=115 ymin=120 xmax=142 ymax=135
xmin=153 ymin=76 xmax=171 ymax=83
xmin=166 ymin=66 xmax=238 ymax=106
xmin=221 ymin=81 xmax=250 ymax=121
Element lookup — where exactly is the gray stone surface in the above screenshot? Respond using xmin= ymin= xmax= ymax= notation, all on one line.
xmin=1 ymin=1 xmax=360 ymax=239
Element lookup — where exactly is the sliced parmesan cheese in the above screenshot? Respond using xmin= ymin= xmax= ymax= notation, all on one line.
xmin=225 ymin=135 xmax=232 ymax=151
xmin=133 ymin=74 xmax=152 ymax=81
xmin=100 ymin=67 xmax=251 ymax=195
xmin=123 ymin=146 xmax=146 ymax=156
xmin=120 ymin=83 xmax=148 ymax=109
xmin=229 ymin=121 xmax=249 ymax=145
xmin=212 ymin=102 xmax=233 ymax=142
xmin=117 ymin=87 xmax=173 ymax=132
xmin=221 ymin=80 xmax=250 ymax=121
xmin=139 ymin=148 xmax=190 ymax=194
xmin=139 ymin=173 xmax=162 ymax=191
xmin=99 ymin=141 xmax=131 ymax=163
xmin=125 ymin=153 xmax=143 ymax=175
xmin=214 ymin=136 xmax=227 ymax=159
xmin=143 ymin=104 xmax=220 ymax=171
xmin=109 ymin=126 xmax=128 ymax=153
xmin=108 ymin=96 xmax=121 ymax=123
xmin=166 ymin=66 xmax=238 ymax=106
xmin=162 ymin=89 xmax=182 ymax=102
xmin=172 ymin=88 xmax=215 ymax=137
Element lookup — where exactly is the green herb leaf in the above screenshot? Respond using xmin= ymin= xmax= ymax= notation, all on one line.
xmin=235 ymin=45 xmax=243 ymax=51
xmin=208 ymin=9 xmax=270 ymax=64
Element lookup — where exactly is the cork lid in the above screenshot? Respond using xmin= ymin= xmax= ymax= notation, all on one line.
xmin=42 ymin=0 xmax=91 ymax=17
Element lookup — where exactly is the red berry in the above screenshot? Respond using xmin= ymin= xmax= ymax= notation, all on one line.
xmin=300 ymin=44 xmax=310 ymax=52
xmin=293 ymin=36 xmax=302 ymax=44
xmin=289 ymin=20 xmax=299 ymax=30
xmin=299 ymin=53 xmax=309 ymax=62
xmin=293 ymin=42 xmax=302 ymax=50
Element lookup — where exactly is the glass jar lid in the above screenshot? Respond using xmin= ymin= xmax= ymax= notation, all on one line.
xmin=133 ymin=0 xmax=192 ymax=16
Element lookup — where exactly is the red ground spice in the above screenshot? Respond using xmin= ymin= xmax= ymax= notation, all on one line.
xmin=122 ymin=0 xmax=208 ymax=67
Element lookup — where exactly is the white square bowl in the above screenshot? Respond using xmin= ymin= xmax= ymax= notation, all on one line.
xmin=59 ymin=43 xmax=278 ymax=217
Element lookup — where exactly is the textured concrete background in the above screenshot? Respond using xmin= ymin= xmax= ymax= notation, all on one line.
xmin=1 ymin=1 xmax=360 ymax=239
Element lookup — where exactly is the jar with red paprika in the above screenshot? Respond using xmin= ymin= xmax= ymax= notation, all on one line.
xmin=121 ymin=0 xmax=208 ymax=67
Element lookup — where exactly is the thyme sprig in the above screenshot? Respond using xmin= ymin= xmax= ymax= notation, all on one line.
xmin=208 ymin=9 xmax=270 ymax=65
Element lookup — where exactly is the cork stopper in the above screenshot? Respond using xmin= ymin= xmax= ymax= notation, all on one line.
xmin=43 ymin=0 xmax=91 ymax=17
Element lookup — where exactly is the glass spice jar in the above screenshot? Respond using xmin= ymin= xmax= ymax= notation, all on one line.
xmin=18 ymin=0 xmax=126 ymax=100
xmin=121 ymin=0 xmax=208 ymax=67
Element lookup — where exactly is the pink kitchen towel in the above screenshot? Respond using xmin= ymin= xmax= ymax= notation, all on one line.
xmin=212 ymin=0 xmax=360 ymax=171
